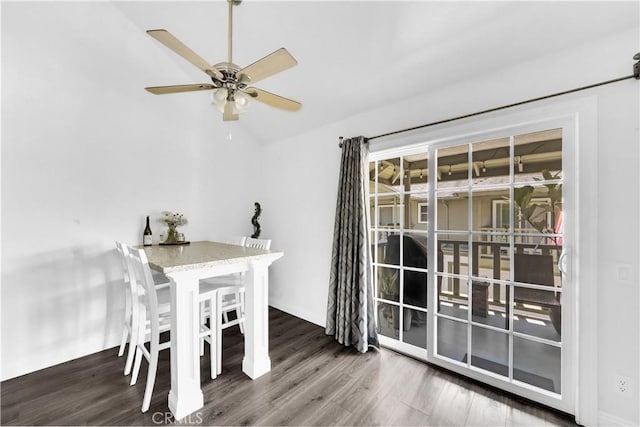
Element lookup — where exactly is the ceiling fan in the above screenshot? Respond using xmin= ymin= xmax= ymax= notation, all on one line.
xmin=144 ymin=0 xmax=301 ymax=121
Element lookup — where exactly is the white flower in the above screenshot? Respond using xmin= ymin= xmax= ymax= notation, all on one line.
xmin=160 ymin=211 xmax=188 ymax=227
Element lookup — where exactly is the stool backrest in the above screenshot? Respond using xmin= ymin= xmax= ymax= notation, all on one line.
xmin=127 ymin=247 xmax=160 ymax=341
xmin=115 ymin=241 xmax=135 ymax=326
xmin=115 ymin=241 xmax=131 ymax=283
xmin=245 ymin=237 xmax=271 ymax=250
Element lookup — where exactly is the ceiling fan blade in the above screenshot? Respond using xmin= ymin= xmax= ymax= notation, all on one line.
xmin=246 ymin=87 xmax=301 ymax=112
xmin=145 ymin=84 xmax=215 ymax=95
xmin=237 ymin=48 xmax=297 ymax=84
xmin=147 ymin=29 xmax=223 ymax=80
xmin=223 ymin=102 xmax=239 ymax=121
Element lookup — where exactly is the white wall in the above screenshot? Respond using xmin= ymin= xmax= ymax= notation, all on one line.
xmin=260 ymin=126 xmax=343 ymax=326
xmin=260 ymin=27 xmax=639 ymax=425
xmin=1 ymin=2 xmax=259 ymax=380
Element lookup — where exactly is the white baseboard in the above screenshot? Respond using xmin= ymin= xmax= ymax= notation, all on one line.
xmin=269 ymin=297 xmax=326 ymax=328
xmin=599 ymin=410 xmax=637 ymax=427
xmin=1 ymin=335 xmax=121 ymax=381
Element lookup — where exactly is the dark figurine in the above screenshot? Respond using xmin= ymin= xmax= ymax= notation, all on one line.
xmin=251 ymin=202 xmax=262 ymax=238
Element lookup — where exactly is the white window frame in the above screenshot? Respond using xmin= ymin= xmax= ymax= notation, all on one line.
xmin=417 ymin=202 xmax=429 ymax=223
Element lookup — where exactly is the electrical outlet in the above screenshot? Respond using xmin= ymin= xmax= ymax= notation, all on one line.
xmin=615 ymin=375 xmax=633 ymax=396
xmin=615 ymin=264 xmax=633 ymax=285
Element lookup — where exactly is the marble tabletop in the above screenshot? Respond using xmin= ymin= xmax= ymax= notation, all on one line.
xmin=139 ymin=240 xmax=283 ymax=273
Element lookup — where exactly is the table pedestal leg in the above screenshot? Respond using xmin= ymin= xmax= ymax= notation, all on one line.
xmin=167 ymin=274 xmax=204 ymax=419
xmin=242 ymin=260 xmax=271 ymax=379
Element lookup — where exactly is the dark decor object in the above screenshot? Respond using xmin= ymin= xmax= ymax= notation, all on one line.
xmin=251 ymin=202 xmax=262 ymax=238
xmin=472 ymin=281 xmax=490 ymax=317
xmin=384 ymin=234 xmax=444 ymax=315
xmin=384 ymin=235 xmax=428 ymax=310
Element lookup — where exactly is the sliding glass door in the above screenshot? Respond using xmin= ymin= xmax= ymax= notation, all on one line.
xmin=370 ymin=152 xmax=430 ymax=356
xmin=369 ymin=120 xmax=573 ymax=413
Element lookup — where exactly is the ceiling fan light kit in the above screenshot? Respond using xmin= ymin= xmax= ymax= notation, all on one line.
xmin=144 ymin=0 xmax=301 ymax=122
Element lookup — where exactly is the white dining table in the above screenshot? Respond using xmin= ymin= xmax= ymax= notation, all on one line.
xmin=141 ymin=241 xmax=283 ymax=419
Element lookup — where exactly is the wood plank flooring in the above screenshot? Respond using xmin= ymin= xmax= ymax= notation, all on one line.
xmin=1 ymin=308 xmax=578 ymax=426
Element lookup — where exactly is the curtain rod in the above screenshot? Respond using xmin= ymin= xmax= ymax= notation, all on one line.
xmin=368 ymin=75 xmax=636 ymax=141
xmin=350 ymin=53 xmax=640 ymax=143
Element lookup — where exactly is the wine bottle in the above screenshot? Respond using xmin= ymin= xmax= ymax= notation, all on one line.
xmin=143 ymin=216 xmax=152 ymax=246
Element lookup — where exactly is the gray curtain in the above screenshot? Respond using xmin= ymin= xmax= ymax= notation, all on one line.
xmin=326 ymin=136 xmax=379 ymax=352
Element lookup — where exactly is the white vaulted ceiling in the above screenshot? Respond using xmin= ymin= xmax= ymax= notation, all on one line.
xmin=114 ymin=1 xmax=639 ymax=143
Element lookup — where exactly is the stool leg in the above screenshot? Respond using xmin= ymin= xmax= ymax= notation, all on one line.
xmin=123 ymin=326 xmax=136 ymax=376
xmin=236 ymin=290 xmax=245 ymax=334
xmin=199 ymin=300 xmax=206 ymax=356
xmin=130 ymin=346 xmax=143 ymax=386
xmin=141 ymin=338 xmax=159 ymax=412
xmin=119 ymin=287 xmax=132 ymax=357
xmin=216 ymin=293 xmax=223 ymax=376
xmin=209 ymin=294 xmax=217 ymax=379
xmin=130 ymin=308 xmax=145 ymax=386
xmin=125 ymin=303 xmax=141 ymax=376
xmin=118 ymin=325 xmax=128 ymax=357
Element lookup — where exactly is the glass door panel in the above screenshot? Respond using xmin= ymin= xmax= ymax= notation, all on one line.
xmin=378 ymin=266 xmax=400 ymax=303
xmin=471 ymin=188 xmax=510 ymax=232
xmin=513 ymin=129 xmax=563 ymax=183
xmin=378 ymin=301 xmax=400 ymax=339
xmin=437 ymin=144 xmax=469 ymax=187
xmin=406 ymin=194 xmax=429 ymax=231
xmin=513 ymin=337 xmax=561 ymax=394
xmin=402 ymin=309 xmax=427 ymax=349
xmin=406 ymin=152 xmax=429 ymax=191
xmin=437 ymin=190 xmax=469 ymax=232
xmin=437 ymin=276 xmax=468 ymax=321
xmin=471 ymin=280 xmax=508 ymax=330
xmin=372 ymin=150 xmax=430 ymax=354
xmin=437 ymin=317 xmax=467 ymax=360
xmin=438 ymin=237 xmax=469 ymax=278
xmin=432 ymin=127 xmax=565 ymax=399
xmin=472 ymin=137 xmax=511 ymax=186
xmin=376 ymin=157 xmax=403 ymax=194
xmin=513 ymin=250 xmax=562 ymax=288
xmin=404 ymin=270 xmax=427 ymax=309
xmin=513 ymin=287 xmax=562 ymax=342
xmin=377 ymin=199 xmax=402 ymax=228
xmin=470 ymin=326 xmax=509 ymax=378
xmin=370 ymin=122 xmax=570 ymax=412
xmin=471 ymin=234 xmax=511 ymax=281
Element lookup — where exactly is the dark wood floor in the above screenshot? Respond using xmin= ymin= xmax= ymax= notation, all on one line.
xmin=1 ymin=308 xmax=577 ymax=426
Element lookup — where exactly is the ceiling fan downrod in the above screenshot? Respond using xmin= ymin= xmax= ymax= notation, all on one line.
xmin=227 ymin=0 xmax=241 ymax=65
